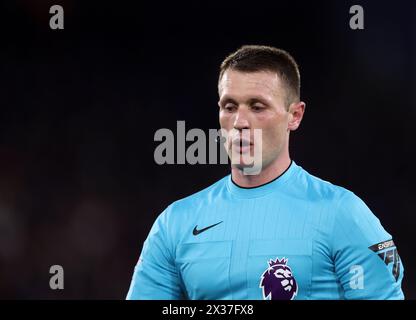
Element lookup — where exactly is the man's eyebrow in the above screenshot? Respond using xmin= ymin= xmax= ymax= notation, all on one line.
xmin=247 ymin=97 xmax=270 ymax=105
xmin=219 ymin=95 xmax=271 ymax=106
xmin=218 ymin=96 xmax=238 ymax=105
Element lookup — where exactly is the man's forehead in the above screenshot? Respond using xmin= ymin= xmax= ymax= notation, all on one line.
xmin=219 ymin=70 xmax=282 ymax=97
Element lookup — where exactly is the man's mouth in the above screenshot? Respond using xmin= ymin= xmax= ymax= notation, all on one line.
xmin=231 ymin=138 xmax=253 ymax=153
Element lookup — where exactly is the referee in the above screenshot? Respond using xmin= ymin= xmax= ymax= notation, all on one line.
xmin=127 ymin=45 xmax=404 ymax=300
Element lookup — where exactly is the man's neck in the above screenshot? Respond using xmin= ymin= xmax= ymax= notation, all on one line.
xmin=231 ymin=154 xmax=292 ymax=188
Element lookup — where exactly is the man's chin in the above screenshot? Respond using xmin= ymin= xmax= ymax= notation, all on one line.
xmin=230 ymin=155 xmax=255 ymax=169
xmin=230 ymin=159 xmax=260 ymax=170
xmin=231 ymin=163 xmax=253 ymax=170
xmin=231 ymin=162 xmax=264 ymax=176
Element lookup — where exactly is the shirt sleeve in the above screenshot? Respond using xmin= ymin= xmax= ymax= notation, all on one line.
xmin=332 ymin=191 xmax=405 ymax=300
xmin=126 ymin=207 xmax=185 ymax=300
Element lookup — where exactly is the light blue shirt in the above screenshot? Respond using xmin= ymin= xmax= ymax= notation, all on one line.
xmin=127 ymin=161 xmax=404 ymax=300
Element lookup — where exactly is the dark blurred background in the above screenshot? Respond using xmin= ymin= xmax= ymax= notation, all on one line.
xmin=0 ymin=0 xmax=414 ymax=299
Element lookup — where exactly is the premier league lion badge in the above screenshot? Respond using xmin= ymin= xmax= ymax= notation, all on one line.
xmin=259 ymin=257 xmax=298 ymax=300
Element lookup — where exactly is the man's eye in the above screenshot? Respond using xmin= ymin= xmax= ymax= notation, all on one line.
xmin=224 ymin=105 xmax=237 ymax=112
xmin=251 ymin=105 xmax=264 ymax=112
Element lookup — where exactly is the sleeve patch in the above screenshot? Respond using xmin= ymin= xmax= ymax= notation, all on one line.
xmin=369 ymin=240 xmax=401 ymax=281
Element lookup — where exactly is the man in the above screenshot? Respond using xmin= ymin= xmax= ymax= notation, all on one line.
xmin=126 ymin=45 xmax=404 ymax=300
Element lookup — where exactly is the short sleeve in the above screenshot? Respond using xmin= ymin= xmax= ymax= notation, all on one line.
xmin=126 ymin=207 xmax=185 ymax=300
xmin=332 ymin=191 xmax=404 ymax=300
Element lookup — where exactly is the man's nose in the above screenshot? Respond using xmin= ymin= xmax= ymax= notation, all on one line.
xmin=233 ymin=108 xmax=250 ymax=130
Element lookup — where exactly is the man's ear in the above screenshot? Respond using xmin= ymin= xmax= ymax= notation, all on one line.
xmin=288 ymin=101 xmax=306 ymax=131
